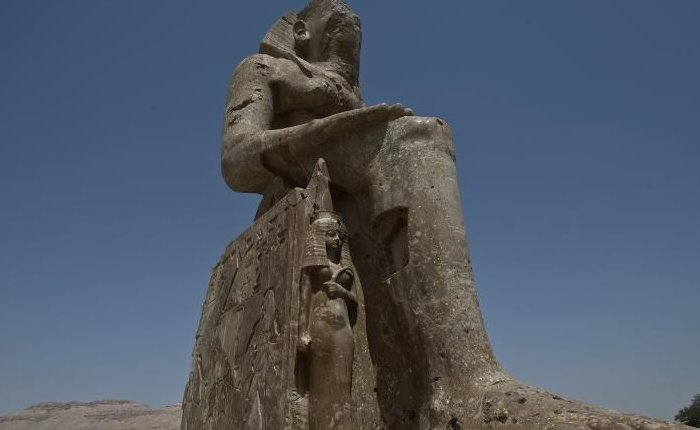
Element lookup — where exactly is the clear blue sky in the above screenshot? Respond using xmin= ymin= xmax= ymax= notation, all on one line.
xmin=1 ymin=0 xmax=698 ymax=421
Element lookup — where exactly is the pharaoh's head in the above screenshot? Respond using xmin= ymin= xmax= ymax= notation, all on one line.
xmin=294 ymin=0 xmax=360 ymax=62
xmin=259 ymin=0 xmax=361 ymax=86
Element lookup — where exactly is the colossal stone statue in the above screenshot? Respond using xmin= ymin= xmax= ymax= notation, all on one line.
xmin=182 ymin=0 xmax=693 ymax=429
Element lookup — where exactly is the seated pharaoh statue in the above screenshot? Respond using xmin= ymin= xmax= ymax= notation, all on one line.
xmin=210 ymin=0 xmax=691 ymax=429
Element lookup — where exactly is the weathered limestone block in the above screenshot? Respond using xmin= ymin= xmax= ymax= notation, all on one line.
xmin=181 ymin=190 xmax=304 ymax=430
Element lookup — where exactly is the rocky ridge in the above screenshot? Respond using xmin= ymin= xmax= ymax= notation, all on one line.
xmin=0 ymin=400 xmax=181 ymax=430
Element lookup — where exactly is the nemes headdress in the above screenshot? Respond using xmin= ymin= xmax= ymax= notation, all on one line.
xmin=260 ymin=0 xmax=360 ymax=86
xmin=260 ymin=0 xmax=352 ymax=55
xmin=260 ymin=0 xmax=356 ymax=56
xmin=297 ymin=0 xmax=355 ymax=22
xmin=260 ymin=12 xmax=297 ymax=59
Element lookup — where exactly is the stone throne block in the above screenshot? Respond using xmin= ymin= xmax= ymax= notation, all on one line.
xmin=182 ymin=172 xmax=380 ymax=430
xmin=181 ymin=190 xmax=307 ymax=430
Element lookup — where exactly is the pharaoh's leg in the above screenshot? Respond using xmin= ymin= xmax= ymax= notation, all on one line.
xmin=308 ymin=311 xmax=354 ymax=430
xmin=325 ymin=117 xmax=691 ymax=430
xmin=356 ymin=117 xmax=500 ymax=426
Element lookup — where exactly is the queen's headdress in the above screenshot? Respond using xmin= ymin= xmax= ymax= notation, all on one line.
xmin=301 ymin=159 xmax=352 ymax=268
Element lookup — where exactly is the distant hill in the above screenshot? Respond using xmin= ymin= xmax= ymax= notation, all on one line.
xmin=0 ymin=400 xmax=181 ymax=430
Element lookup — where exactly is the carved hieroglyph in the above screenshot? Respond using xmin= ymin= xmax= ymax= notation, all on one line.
xmin=181 ymin=189 xmax=304 ymax=430
xmin=183 ymin=0 xmax=693 ymax=428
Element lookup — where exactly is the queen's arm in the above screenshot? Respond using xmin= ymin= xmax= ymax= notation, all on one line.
xmin=297 ymin=269 xmax=313 ymax=352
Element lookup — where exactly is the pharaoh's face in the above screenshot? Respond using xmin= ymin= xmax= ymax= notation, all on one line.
xmin=295 ymin=10 xmax=360 ymax=66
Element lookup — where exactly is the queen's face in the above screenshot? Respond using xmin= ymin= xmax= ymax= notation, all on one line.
xmin=324 ymin=228 xmax=343 ymax=252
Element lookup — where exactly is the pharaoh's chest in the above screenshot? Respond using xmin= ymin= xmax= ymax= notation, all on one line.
xmin=272 ymin=65 xmax=360 ymax=118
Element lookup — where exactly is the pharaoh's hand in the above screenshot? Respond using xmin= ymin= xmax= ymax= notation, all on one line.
xmin=290 ymin=103 xmax=414 ymax=156
xmin=327 ymin=103 xmax=414 ymax=130
xmin=298 ymin=332 xmax=312 ymax=352
xmin=363 ymin=103 xmax=414 ymax=122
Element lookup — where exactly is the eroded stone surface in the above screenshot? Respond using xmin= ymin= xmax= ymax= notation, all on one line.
xmin=181 ymin=190 xmax=305 ymax=429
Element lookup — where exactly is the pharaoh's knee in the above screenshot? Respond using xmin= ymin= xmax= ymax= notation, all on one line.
xmin=387 ymin=116 xmax=456 ymax=163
